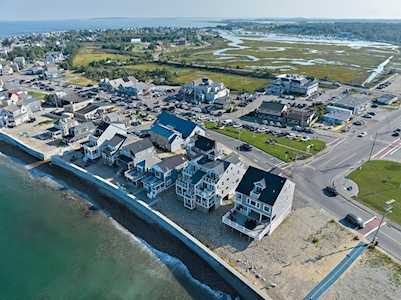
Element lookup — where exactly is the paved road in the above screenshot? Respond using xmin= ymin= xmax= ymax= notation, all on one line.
xmin=304 ymin=242 xmax=369 ymax=300
xmin=293 ymin=106 xmax=401 ymax=261
xmin=210 ymin=106 xmax=401 ymax=261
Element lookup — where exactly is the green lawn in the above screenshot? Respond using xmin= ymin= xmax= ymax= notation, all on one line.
xmin=27 ymin=91 xmax=47 ymax=100
xmin=72 ymin=45 xmax=130 ymax=67
xmin=205 ymin=122 xmax=326 ymax=162
xmin=125 ymin=63 xmax=269 ymax=92
xmin=349 ymin=160 xmax=401 ymax=225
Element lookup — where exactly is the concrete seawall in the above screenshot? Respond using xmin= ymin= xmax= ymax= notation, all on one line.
xmin=0 ymin=131 xmax=48 ymax=161
xmin=51 ymin=156 xmax=268 ymax=300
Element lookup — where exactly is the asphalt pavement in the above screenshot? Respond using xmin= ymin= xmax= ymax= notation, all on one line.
xmin=210 ymin=106 xmax=401 ymax=262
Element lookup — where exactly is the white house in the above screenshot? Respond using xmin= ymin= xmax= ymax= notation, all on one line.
xmin=267 ymin=74 xmax=319 ymax=97
xmin=183 ymin=78 xmax=230 ymax=104
xmin=222 ymin=166 xmax=295 ymax=240
xmin=176 ymin=152 xmax=246 ymax=212
xmin=83 ymin=122 xmax=126 ymax=161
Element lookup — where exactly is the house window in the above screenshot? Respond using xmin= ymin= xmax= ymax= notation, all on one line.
xmin=263 ymin=205 xmax=271 ymax=213
xmin=249 ymin=200 xmax=260 ymax=209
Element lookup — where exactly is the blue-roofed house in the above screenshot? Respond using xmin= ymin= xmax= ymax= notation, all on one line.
xmin=150 ymin=112 xmax=205 ymax=152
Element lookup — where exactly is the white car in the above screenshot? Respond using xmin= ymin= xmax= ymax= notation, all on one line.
xmin=358 ymin=132 xmax=368 ymax=138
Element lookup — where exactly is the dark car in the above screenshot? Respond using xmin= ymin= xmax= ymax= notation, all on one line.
xmin=345 ymin=214 xmax=364 ymax=229
xmin=392 ymin=132 xmax=400 ymax=137
xmin=324 ymin=186 xmax=338 ymax=197
xmin=353 ymin=121 xmax=363 ymax=126
xmin=367 ymin=112 xmax=376 ymax=116
xmin=238 ymin=143 xmax=252 ymax=152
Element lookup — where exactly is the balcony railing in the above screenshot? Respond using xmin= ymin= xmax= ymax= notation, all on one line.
xmin=222 ymin=209 xmax=270 ymax=240
xmin=203 ymin=175 xmax=219 ymax=184
xmin=195 ymin=187 xmax=214 ymax=199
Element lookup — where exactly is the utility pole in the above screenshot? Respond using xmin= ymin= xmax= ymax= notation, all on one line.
xmin=371 ymin=199 xmax=395 ymax=245
xmin=368 ymin=132 xmax=378 ymax=161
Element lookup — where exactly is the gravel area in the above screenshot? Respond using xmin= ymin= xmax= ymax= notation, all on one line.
xmin=154 ymin=191 xmax=359 ymax=300
xmin=324 ymin=249 xmax=401 ymax=300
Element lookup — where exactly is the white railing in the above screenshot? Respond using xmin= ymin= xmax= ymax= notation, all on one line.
xmin=222 ymin=213 xmax=259 ymax=239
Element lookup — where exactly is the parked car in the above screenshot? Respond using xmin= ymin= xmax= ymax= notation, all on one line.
xmin=324 ymin=186 xmax=338 ymax=197
xmin=345 ymin=214 xmax=364 ymax=229
xmin=367 ymin=112 xmax=376 ymax=116
xmin=353 ymin=121 xmax=363 ymax=126
xmin=238 ymin=143 xmax=252 ymax=152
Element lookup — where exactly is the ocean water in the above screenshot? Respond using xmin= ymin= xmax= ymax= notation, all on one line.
xmin=0 ymin=18 xmax=221 ymax=37
xmin=0 ymin=154 xmax=225 ymax=300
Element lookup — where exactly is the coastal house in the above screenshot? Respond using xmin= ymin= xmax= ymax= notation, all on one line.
xmin=0 ymin=104 xmax=30 ymax=127
xmin=332 ymin=94 xmax=370 ymax=115
xmin=117 ymin=138 xmax=159 ymax=171
xmin=0 ymin=93 xmax=41 ymax=127
xmin=176 ymin=153 xmax=245 ymax=212
xmin=256 ymin=101 xmax=288 ymax=125
xmin=186 ymin=134 xmax=223 ymax=159
xmin=286 ymin=108 xmax=317 ymax=127
xmin=82 ymin=122 xmax=126 ymax=161
xmin=117 ymin=78 xmax=147 ymax=97
xmin=266 ymin=74 xmax=319 ymax=97
xmin=54 ymin=117 xmax=79 ymax=137
xmin=322 ymin=105 xmax=353 ymax=125
xmin=74 ymin=103 xmax=113 ymax=122
xmin=123 ymin=139 xmax=161 ymax=186
xmin=143 ymin=154 xmax=187 ymax=199
xmin=99 ymin=78 xmax=125 ymax=92
xmin=64 ymin=122 xmax=96 ymax=143
xmin=100 ymin=77 xmax=146 ymax=96
xmin=183 ymin=78 xmax=230 ymax=104
xmin=102 ymin=112 xmax=130 ymax=126
xmin=222 ymin=166 xmax=295 ymax=240
xmin=101 ymin=133 xmax=130 ymax=166
xmin=150 ymin=112 xmax=205 ymax=152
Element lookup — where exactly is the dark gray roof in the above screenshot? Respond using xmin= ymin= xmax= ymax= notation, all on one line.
xmin=194 ymin=135 xmax=215 ymax=152
xmin=258 ymin=101 xmax=286 ymax=114
xmin=122 ymin=138 xmax=153 ymax=155
xmin=198 ymin=156 xmax=230 ymax=175
xmin=76 ymin=103 xmax=100 ymax=115
xmin=192 ymin=170 xmax=206 ymax=184
xmin=96 ymin=121 xmax=110 ymax=132
xmin=106 ymin=133 xmax=126 ymax=148
xmin=156 ymin=154 xmax=187 ymax=172
xmin=236 ymin=166 xmax=287 ymax=206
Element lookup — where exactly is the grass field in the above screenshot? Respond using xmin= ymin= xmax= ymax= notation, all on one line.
xmin=349 ymin=160 xmax=401 ymax=225
xmin=167 ymin=35 xmax=399 ymax=85
xmin=125 ymin=63 xmax=269 ymax=92
xmin=65 ymin=71 xmax=96 ymax=86
xmin=205 ymin=122 xmax=326 ymax=162
xmin=27 ymin=91 xmax=47 ymax=100
xmin=72 ymin=45 xmax=130 ymax=67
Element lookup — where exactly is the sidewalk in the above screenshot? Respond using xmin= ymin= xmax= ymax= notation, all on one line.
xmin=304 ymin=242 xmax=369 ymax=300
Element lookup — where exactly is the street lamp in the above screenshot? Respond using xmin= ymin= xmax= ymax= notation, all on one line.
xmin=371 ymin=199 xmax=395 ymax=245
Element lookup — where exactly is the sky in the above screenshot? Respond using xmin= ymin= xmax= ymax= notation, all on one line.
xmin=1 ymin=0 xmax=401 ymax=21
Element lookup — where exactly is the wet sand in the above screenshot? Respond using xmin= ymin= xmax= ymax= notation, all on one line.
xmin=0 ymin=141 xmax=238 ymax=299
